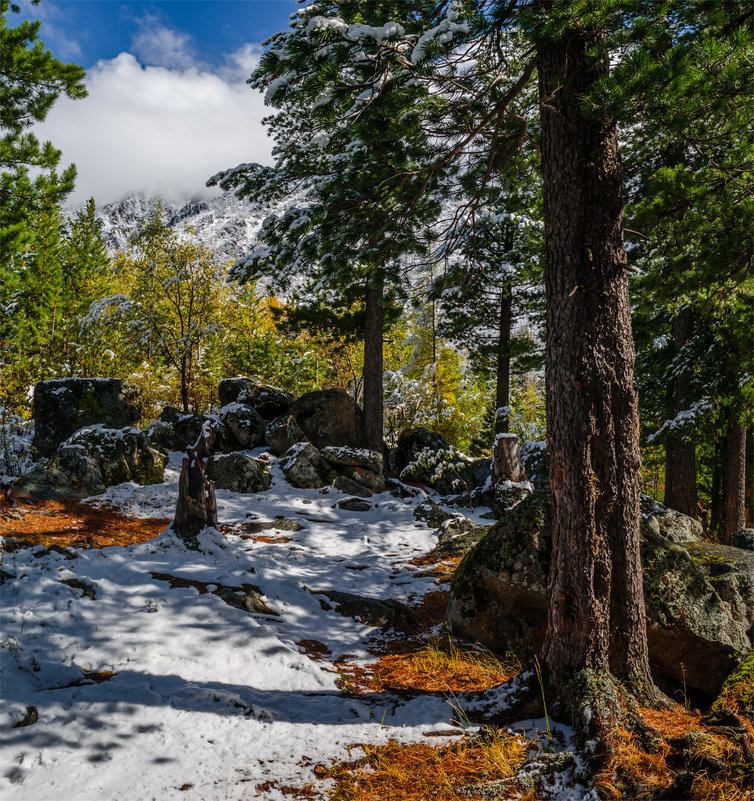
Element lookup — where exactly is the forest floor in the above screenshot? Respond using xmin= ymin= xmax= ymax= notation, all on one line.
xmin=0 ymin=451 xmax=751 ymax=801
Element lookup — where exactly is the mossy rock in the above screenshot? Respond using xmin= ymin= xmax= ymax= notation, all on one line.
xmin=448 ymin=491 xmax=550 ymax=660
xmin=13 ymin=445 xmax=106 ymax=500
xmin=32 ymin=378 xmax=142 ymax=457
xmin=67 ymin=425 xmax=166 ymax=487
xmin=447 ymin=493 xmax=750 ymax=697
xmin=710 ymin=649 xmax=754 ymax=724
xmin=205 ymin=453 xmax=271 ymax=493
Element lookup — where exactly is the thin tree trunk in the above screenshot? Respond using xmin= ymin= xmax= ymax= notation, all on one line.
xmin=536 ymin=21 xmax=655 ymax=726
xmin=180 ymin=355 xmax=190 ymax=414
xmin=710 ymin=434 xmax=726 ymax=536
xmin=363 ymin=273 xmax=384 ymax=453
xmin=495 ymin=280 xmax=513 ymax=435
xmin=664 ymin=308 xmax=697 ymax=517
xmin=725 ymin=411 xmax=747 ymax=537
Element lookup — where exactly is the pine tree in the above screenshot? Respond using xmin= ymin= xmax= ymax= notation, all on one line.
xmin=217 ymin=0 xmax=751 ymax=752
xmin=0 ymin=0 xmax=86 ymax=264
xmin=621 ymin=0 xmax=753 ymax=529
xmin=209 ymin=1 xmax=452 ymax=451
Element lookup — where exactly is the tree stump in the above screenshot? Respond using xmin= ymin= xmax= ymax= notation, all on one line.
xmin=173 ymin=422 xmax=218 ymax=548
xmin=492 ymin=433 xmax=527 ymax=485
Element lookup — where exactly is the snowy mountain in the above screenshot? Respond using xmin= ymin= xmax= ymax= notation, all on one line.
xmin=98 ymin=191 xmax=270 ymax=264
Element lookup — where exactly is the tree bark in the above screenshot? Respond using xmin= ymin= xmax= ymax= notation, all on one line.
xmin=536 ymin=22 xmax=654 ymax=719
xmin=494 ymin=280 xmax=513 ymax=435
xmin=664 ymin=308 xmax=697 ymax=517
xmin=180 ymin=354 xmax=190 ymax=414
xmin=725 ymin=411 xmax=747 ymax=537
xmin=174 ymin=423 xmax=217 ymax=548
xmin=363 ymin=273 xmax=384 ymax=453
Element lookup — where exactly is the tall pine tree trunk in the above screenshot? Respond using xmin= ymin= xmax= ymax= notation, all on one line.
xmin=494 ymin=280 xmax=513 ymax=435
xmin=725 ymin=410 xmax=747 ymax=537
xmin=664 ymin=308 xmax=697 ymax=517
xmin=536 ymin=21 xmax=655 ymax=723
xmin=363 ymin=273 xmax=384 ymax=453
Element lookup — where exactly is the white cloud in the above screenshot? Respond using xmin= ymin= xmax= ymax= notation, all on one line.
xmin=132 ymin=16 xmax=196 ymax=70
xmin=35 ymin=45 xmax=272 ymax=208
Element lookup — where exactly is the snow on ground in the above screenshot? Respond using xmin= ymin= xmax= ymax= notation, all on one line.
xmin=1 ymin=450 xmax=493 ymax=801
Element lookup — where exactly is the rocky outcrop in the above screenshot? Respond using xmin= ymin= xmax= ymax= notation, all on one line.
xmin=731 ymin=529 xmax=754 ymax=551
xmin=290 ymin=389 xmax=364 ymax=450
xmin=321 ymin=445 xmax=385 ymax=492
xmin=66 ymin=425 xmax=166 ymax=486
xmin=685 ymin=541 xmax=754 ymax=641
xmin=264 ymin=415 xmax=308 ymax=456
xmin=447 ymin=493 xmax=751 ymax=697
xmin=218 ymin=378 xmax=294 ymax=420
xmin=333 ymin=475 xmax=371 ymax=498
xmin=205 ymin=453 xmax=271 ymax=493
xmin=148 ymin=408 xmax=232 ymax=453
xmin=321 ymin=445 xmax=383 ymax=474
xmin=218 ymin=403 xmax=266 ymax=449
xmin=32 ymin=378 xmax=142 ymax=457
xmin=13 ymin=445 xmax=106 ymax=500
xmin=279 ymin=443 xmax=337 ymax=489
xmin=389 ymin=428 xmax=449 ymax=477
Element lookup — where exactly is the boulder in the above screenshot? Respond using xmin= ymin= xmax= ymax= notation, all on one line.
xmin=432 ymin=518 xmax=491 ymax=560
xmin=319 ymin=590 xmax=419 ymax=629
xmin=710 ymin=649 xmax=753 ymax=725
xmin=730 ymin=529 xmax=754 ymax=551
xmin=337 ymin=465 xmax=385 ymax=493
xmin=218 ymin=377 xmax=260 ymax=406
xmin=205 ymin=453 xmax=271 ymax=493
xmin=413 ymin=500 xmax=454 ymax=528
xmin=333 ymin=475 xmax=372 ymax=499
xmin=32 ymin=378 xmax=142 ymax=457
xmin=67 ymin=425 xmax=166 ymax=486
xmin=321 ymin=445 xmax=383 ymax=474
xmin=447 ymin=493 xmax=751 ymax=697
xmin=391 ymin=428 xmax=474 ymax=495
xmin=264 ymin=415 xmax=308 ymax=456
xmin=240 ymin=517 xmax=304 ymax=534
xmin=13 ymin=445 xmax=106 ymax=500
xmin=400 ymin=448 xmax=473 ymax=496
xmin=219 ymin=403 xmax=265 ymax=449
xmin=218 ymin=378 xmax=294 ymax=420
xmin=152 ymin=408 xmax=232 ymax=453
xmin=290 ymin=389 xmax=364 ymax=450
xmin=336 ymin=497 xmax=372 ymax=512
xmin=469 ymin=458 xmax=492 ymax=489
xmin=390 ymin=428 xmax=449 ymax=477
xmin=641 ymin=496 xmax=704 ymax=544
xmin=686 ymin=541 xmax=754 ymax=641
xmin=280 ymin=443 xmax=337 ymax=489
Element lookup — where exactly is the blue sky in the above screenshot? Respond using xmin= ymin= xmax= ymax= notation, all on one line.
xmin=19 ymin=1 xmax=301 ymax=206
xmin=21 ymin=0 xmax=298 ymax=67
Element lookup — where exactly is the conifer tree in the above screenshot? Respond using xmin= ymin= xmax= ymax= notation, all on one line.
xmin=219 ymin=0 xmax=751 ymax=752
xmin=0 ymin=0 xmax=86 ymax=264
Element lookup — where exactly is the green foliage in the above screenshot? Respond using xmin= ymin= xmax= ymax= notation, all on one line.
xmin=0 ymin=0 xmax=86 ymax=262
xmin=0 ymin=196 xmax=111 ymax=410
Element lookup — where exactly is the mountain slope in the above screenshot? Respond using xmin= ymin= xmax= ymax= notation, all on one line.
xmin=98 ymin=191 xmax=269 ymax=264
